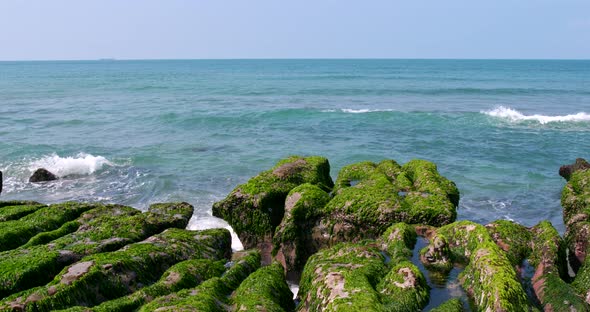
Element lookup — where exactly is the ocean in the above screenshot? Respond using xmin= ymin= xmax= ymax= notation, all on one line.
xmin=1 ymin=59 xmax=589 ymax=251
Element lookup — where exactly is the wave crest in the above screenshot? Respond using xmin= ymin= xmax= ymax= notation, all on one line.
xmin=482 ymin=106 xmax=590 ymax=124
xmin=30 ymin=153 xmax=113 ymax=177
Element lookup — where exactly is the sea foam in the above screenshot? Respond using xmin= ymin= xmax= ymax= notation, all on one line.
xmin=340 ymin=108 xmax=395 ymax=113
xmin=30 ymin=153 xmax=113 ymax=177
xmin=483 ymin=106 xmax=590 ymax=124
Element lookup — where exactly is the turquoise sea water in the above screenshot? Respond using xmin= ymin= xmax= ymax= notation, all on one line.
xmin=1 ymin=59 xmax=589 ymax=240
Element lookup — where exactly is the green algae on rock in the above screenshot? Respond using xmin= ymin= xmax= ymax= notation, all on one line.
xmin=0 ymin=202 xmax=195 ymax=299
xmin=485 ymin=219 xmax=532 ymax=266
xmin=429 ymin=298 xmax=464 ymax=312
xmin=0 ymin=202 xmax=98 ymax=251
xmin=0 ymin=228 xmax=231 ymax=311
xmin=0 ymin=202 xmax=45 ymax=222
xmin=64 ymin=259 xmax=226 ymax=312
xmin=314 ymin=159 xmax=459 ymax=248
xmin=379 ymin=222 xmax=417 ymax=262
xmin=528 ymin=221 xmax=588 ymax=311
xmin=273 ymin=183 xmax=331 ymax=277
xmin=378 ymin=261 xmax=430 ymax=312
xmin=212 ymin=156 xmax=334 ymax=254
xmin=139 ymin=250 xmax=261 ymax=312
xmin=232 ymin=262 xmax=295 ymax=312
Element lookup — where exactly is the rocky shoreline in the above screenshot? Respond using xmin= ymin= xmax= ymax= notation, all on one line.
xmin=0 ymin=156 xmax=589 ymax=311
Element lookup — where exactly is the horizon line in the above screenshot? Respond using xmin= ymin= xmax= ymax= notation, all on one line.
xmin=1 ymin=57 xmax=589 ymax=62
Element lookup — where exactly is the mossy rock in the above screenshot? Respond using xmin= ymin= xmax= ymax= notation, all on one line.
xmin=273 ymin=183 xmax=331 ymax=276
xmin=378 ymin=222 xmax=417 ymax=262
xmin=212 ymin=156 xmax=333 ymax=250
xmin=297 ymin=242 xmax=387 ymax=311
xmin=429 ymin=298 xmax=464 ymax=312
xmin=572 ymin=256 xmax=590 ymax=309
xmin=69 ymin=259 xmax=226 ymax=312
xmin=485 ymin=220 xmax=532 ymax=266
xmin=315 ymin=159 xmax=458 ymax=248
xmin=232 ymin=262 xmax=295 ymax=312
xmin=378 ymin=261 xmax=429 ymax=311
xmin=419 ymin=233 xmax=453 ymax=273
xmin=0 ymin=202 xmax=46 ymax=222
xmin=0 ymin=228 xmax=231 ymax=311
xmin=561 ymin=169 xmax=590 ymax=272
xmin=0 ymin=202 xmax=98 ymax=251
xmin=0 ymin=202 xmax=194 ymax=299
xmin=436 ymin=220 xmax=494 ymax=264
xmin=139 ymin=250 xmax=262 ymax=312
xmin=460 ymin=241 xmax=529 ymax=311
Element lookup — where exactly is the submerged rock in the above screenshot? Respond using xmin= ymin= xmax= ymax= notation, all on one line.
xmin=29 ymin=168 xmax=58 ymax=183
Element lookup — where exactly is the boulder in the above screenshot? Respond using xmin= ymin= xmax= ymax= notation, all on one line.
xmin=29 ymin=168 xmax=58 ymax=183
xmin=232 ymin=262 xmax=295 ymax=312
xmin=312 ymin=159 xmax=459 ymax=248
xmin=528 ymin=221 xmax=588 ymax=311
xmin=212 ymin=156 xmax=333 ymax=261
xmin=272 ymin=183 xmax=331 ymax=278
xmin=559 ymin=158 xmax=590 ymax=181
xmin=0 ymin=170 xmax=3 ymax=194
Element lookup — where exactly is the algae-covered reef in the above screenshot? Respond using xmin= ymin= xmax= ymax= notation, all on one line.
xmin=1 ymin=156 xmax=590 ymax=311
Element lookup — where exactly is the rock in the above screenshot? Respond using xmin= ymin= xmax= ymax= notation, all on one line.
xmin=0 ymin=202 xmax=46 ymax=222
xmin=0 ymin=228 xmax=231 ymax=311
xmin=0 ymin=170 xmax=3 ymax=194
xmin=212 ymin=156 xmax=333 ymax=259
xmin=139 ymin=250 xmax=261 ymax=311
xmin=83 ymin=259 xmax=226 ymax=312
xmin=433 ymin=221 xmax=529 ymax=311
xmin=379 ymin=222 xmax=417 ymax=262
xmin=561 ymin=168 xmax=590 ymax=272
xmin=0 ymin=202 xmax=195 ymax=299
xmin=430 ymin=298 xmax=464 ymax=312
xmin=0 ymin=201 xmax=96 ymax=252
xmin=272 ymin=183 xmax=331 ymax=278
xmin=29 ymin=168 xmax=58 ymax=183
xmin=232 ymin=262 xmax=295 ymax=312
xmin=312 ymin=159 xmax=459 ymax=248
xmin=297 ymin=239 xmax=429 ymax=311
xmin=528 ymin=221 xmax=588 ymax=311
xmin=419 ymin=233 xmax=453 ymax=273
xmin=559 ymin=158 xmax=590 ymax=181
xmin=485 ymin=220 xmax=531 ymax=266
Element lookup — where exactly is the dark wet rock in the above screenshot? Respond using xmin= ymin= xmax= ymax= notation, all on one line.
xmin=212 ymin=156 xmax=333 ymax=261
xmin=0 ymin=228 xmax=231 ymax=311
xmin=560 ymin=158 xmax=590 ymax=181
xmin=0 ymin=170 xmax=3 ymax=194
xmin=29 ymin=168 xmax=58 ymax=183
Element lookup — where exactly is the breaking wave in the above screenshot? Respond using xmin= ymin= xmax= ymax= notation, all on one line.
xmin=482 ymin=106 xmax=590 ymax=124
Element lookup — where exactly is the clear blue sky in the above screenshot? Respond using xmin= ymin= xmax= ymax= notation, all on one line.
xmin=1 ymin=0 xmax=589 ymax=60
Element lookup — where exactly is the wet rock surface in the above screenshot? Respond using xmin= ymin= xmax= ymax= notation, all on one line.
xmin=2 ymin=156 xmax=590 ymax=311
xmin=29 ymin=168 xmax=58 ymax=183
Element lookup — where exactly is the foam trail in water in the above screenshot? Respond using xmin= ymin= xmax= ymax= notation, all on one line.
xmin=340 ymin=108 xmax=395 ymax=113
xmin=30 ymin=153 xmax=113 ymax=177
xmin=482 ymin=106 xmax=590 ymax=124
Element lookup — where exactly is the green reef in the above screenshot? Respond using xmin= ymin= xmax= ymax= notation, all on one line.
xmin=0 ymin=155 xmax=589 ymax=311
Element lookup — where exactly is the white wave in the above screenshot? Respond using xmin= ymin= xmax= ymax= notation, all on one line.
xmin=482 ymin=106 xmax=590 ymax=124
xmin=30 ymin=153 xmax=113 ymax=177
xmin=187 ymin=214 xmax=244 ymax=251
xmin=340 ymin=108 xmax=395 ymax=114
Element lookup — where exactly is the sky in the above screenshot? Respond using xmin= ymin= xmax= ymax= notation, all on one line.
xmin=0 ymin=0 xmax=589 ymax=60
